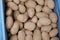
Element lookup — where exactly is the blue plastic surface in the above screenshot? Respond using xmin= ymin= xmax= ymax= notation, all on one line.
xmin=0 ymin=0 xmax=60 ymax=40
xmin=0 ymin=0 xmax=6 ymax=40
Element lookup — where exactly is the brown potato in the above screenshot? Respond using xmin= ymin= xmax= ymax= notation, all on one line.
xmin=7 ymin=2 xmax=18 ymax=10
xmin=6 ymin=16 xmax=13 ymax=30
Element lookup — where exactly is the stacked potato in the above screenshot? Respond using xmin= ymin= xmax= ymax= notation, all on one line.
xmin=6 ymin=0 xmax=59 ymax=40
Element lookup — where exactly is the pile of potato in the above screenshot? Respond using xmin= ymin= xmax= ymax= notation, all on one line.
xmin=6 ymin=0 xmax=59 ymax=40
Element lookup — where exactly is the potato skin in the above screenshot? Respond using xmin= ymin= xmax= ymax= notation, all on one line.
xmin=49 ymin=12 xmax=57 ymax=23
xmin=31 ymin=16 xmax=38 ymax=23
xmin=27 ymin=8 xmax=35 ymax=18
xmin=51 ymin=37 xmax=59 ymax=40
xmin=6 ymin=16 xmax=13 ymax=30
xmin=17 ymin=14 xmax=28 ymax=22
xmin=7 ymin=2 xmax=18 ymax=10
xmin=10 ymin=35 xmax=18 ymax=40
xmin=36 ymin=0 xmax=44 ymax=5
xmin=36 ymin=12 xmax=48 ymax=18
xmin=25 ymin=0 xmax=36 ymax=8
xmin=6 ymin=8 xmax=12 ymax=16
xmin=24 ymin=21 xmax=36 ymax=31
xmin=35 ymin=5 xmax=42 ymax=12
xmin=46 ymin=0 xmax=55 ymax=9
xmin=42 ymin=6 xmax=52 ymax=13
xmin=19 ymin=4 xmax=26 ymax=13
xmin=49 ymin=28 xmax=58 ymax=37
xmin=25 ymin=35 xmax=33 ymax=40
xmin=42 ymin=32 xmax=50 ymax=40
xmin=38 ymin=17 xmax=51 ymax=25
xmin=13 ymin=0 xmax=19 ymax=4
xmin=10 ymin=21 xmax=19 ymax=35
xmin=18 ymin=30 xmax=25 ymax=40
xmin=33 ymin=28 xmax=42 ymax=40
xmin=41 ymin=25 xmax=52 ymax=32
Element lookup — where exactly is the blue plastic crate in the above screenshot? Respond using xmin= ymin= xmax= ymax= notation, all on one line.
xmin=0 ymin=0 xmax=60 ymax=40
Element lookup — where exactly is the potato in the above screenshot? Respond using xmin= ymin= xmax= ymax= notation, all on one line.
xmin=35 ymin=5 xmax=42 ymax=12
xmin=49 ymin=28 xmax=58 ymax=37
xmin=25 ymin=0 xmax=36 ymax=8
xmin=46 ymin=0 xmax=55 ymax=9
xmin=17 ymin=14 xmax=28 ymax=22
xmin=51 ymin=37 xmax=59 ymax=40
xmin=25 ymin=30 xmax=33 ymax=35
xmin=41 ymin=25 xmax=52 ymax=32
xmin=7 ymin=2 xmax=18 ymax=10
xmin=19 ymin=4 xmax=26 ymax=13
xmin=10 ymin=35 xmax=18 ymax=40
xmin=38 ymin=17 xmax=51 ymax=25
xmin=49 ymin=12 xmax=57 ymax=23
xmin=18 ymin=30 xmax=25 ymax=40
xmin=31 ymin=16 xmax=38 ymax=23
xmin=25 ymin=35 xmax=33 ymax=40
xmin=36 ymin=12 xmax=48 ymax=18
xmin=5 ymin=0 xmax=12 ymax=2
xmin=42 ymin=32 xmax=50 ymax=40
xmin=33 ymin=28 xmax=41 ymax=40
xmin=24 ymin=21 xmax=36 ymax=31
xmin=27 ymin=8 xmax=35 ymax=18
xmin=10 ymin=21 xmax=19 ymax=35
xmin=42 ymin=6 xmax=52 ymax=13
xmin=14 ymin=11 xmax=20 ymax=20
xmin=51 ymin=23 xmax=57 ymax=28
xmin=6 ymin=16 xmax=13 ymax=29
xmin=20 ymin=0 xmax=27 ymax=2
xmin=19 ymin=22 xmax=23 ymax=29
xmin=37 ymin=20 xmax=42 ymax=28
xmin=35 ymin=0 xmax=44 ymax=5
xmin=13 ymin=0 xmax=19 ymax=4
xmin=6 ymin=8 xmax=12 ymax=16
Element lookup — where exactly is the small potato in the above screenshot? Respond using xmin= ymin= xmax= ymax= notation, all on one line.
xmin=14 ymin=11 xmax=20 ymax=20
xmin=51 ymin=23 xmax=57 ymax=28
xmin=19 ymin=22 xmax=23 ymax=29
xmin=33 ymin=28 xmax=42 ymax=40
xmin=13 ymin=0 xmax=19 ymax=4
xmin=46 ymin=0 xmax=55 ymax=9
xmin=42 ymin=6 xmax=52 ymax=13
xmin=25 ymin=35 xmax=33 ymax=40
xmin=51 ymin=37 xmax=59 ymax=40
xmin=31 ymin=16 xmax=38 ymax=23
xmin=36 ymin=12 xmax=48 ymax=18
xmin=10 ymin=35 xmax=18 ymax=40
xmin=6 ymin=16 xmax=13 ymax=29
xmin=5 ymin=0 xmax=12 ymax=2
xmin=42 ymin=32 xmax=50 ymax=40
xmin=41 ymin=25 xmax=52 ymax=32
xmin=7 ymin=2 xmax=18 ymax=10
xmin=24 ymin=21 xmax=36 ymax=31
xmin=25 ymin=0 xmax=36 ymax=8
xmin=18 ymin=30 xmax=25 ymax=40
xmin=37 ymin=20 xmax=42 ymax=28
xmin=49 ymin=28 xmax=58 ymax=37
xmin=38 ymin=17 xmax=51 ymax=25
xmin=19 ymin=4 xmax=26 ymax=13
xmin=17 ymin=14 xmax=28 ymax=22
xmin=35 ymin=5 xmax=42 ymax=12
xmin=25 ymin=30 xmax=33 ymax=35
xmin=10 ymin=21 xmax=19 ymax=35
xmin=6 ymin=8 xmax=12 ymax=16
xmin=35 ymin=0 xmax=44 ymax=5
xmin=20 ymin=0 xmax=27 ymax=2
xmin=49 ymin=12 xmax=57 ymax=23
xmin=27 ymin=8 xmax=35 ymax=18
